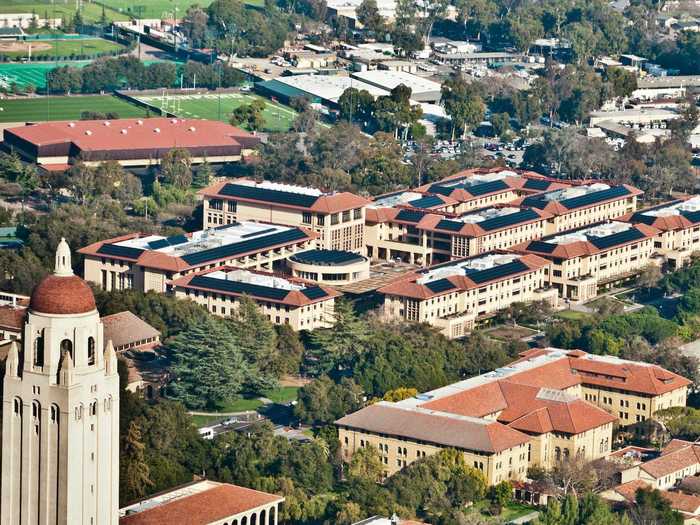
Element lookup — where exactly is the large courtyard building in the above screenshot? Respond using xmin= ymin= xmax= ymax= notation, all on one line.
xmin=514 ymin=221 xmax=659 ymax=302
xmin=78 ymin=223 xmax=317 ymax=294
xmin=621 ymin=196 xmax=700 ymax=269
xmin=365 ymin=205 xmax=552 ymax=266
xmin=2 ymin=117 xmax=260 ymax=170
xmin=513 ymin=183 xmax=643 ymax=234
xmin=378 ymin=252 xmax=557 ymax=338
xmin=200 ymin=180 xmax=369 ymax=253
xmin=337 ymin=349 xmax=689 ymax=484
xmin=169 ymin=268 xmax=340 ymax=330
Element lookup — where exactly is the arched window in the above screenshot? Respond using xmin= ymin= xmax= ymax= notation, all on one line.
xmin=87 ymin=337 xmax=96 ymax=366
xmin=50 ymin=405 xmax=59 ymax=423
xmin=13 ymin=398 xmax=21 ymax=415
xmin=34 ymin=331 xmax=44 ymax=367
xmin=241 ymin=517 xmax=248 ymax=525
xmin=251 ymin=515 xmax=257 ymax=525
xmin=32 ymin=401 xmax=40 ymax=419
xmin=259 ymin=509 xmax=266 ymax=525
xmin=269 ymin=507 xmax=275 ymax=525
xmin=90 ymin=401 xmax=97 ymax=417
xmin=60 ymin=339 xmax=73 ymax=361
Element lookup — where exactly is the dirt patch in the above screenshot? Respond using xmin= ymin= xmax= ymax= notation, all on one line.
xmin=279 ymin=375 xmax=311 ymax=387
xmin=485 ymin=325 xmax=538 ymax=340
xmin=0 ymin=41 xmax=52 ymax=54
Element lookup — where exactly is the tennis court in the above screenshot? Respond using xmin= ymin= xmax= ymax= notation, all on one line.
xmin=135 ymin=92 xmax=297 ymax=132
xmin=0 ymin=95 xmax=149 ymax=123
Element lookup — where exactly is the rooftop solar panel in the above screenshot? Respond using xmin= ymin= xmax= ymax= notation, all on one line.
xmin=468 ymin=260 xmax=529 ymax=284
xmin=189 ymin=275 xmax=290 ymax=301
xmin=147 ymin=239 xmax=170 ymax=250
xmin=683 ymin=210 xmax=700 ymax=224
xmin=560 ymin=186 xmax=630 ymax=210
xmin=524 ymin=240 xmax=557 ymax=253
xmin=425 ymin=278 xmax=457 ymax=293
xmin=467 ymin=180 xmax=509 ymax=196
xmin=166 ymin=235 xmax=188 ymax=246
xmin=428 ymin=184 xmax=455 ymax=197
xmin=589 ymin=228 xmax=645 ymax=250
xmin=631 ymin=214 xmax=659 ymax=226
xmin=290 ymin=250 xmax=365 ymax=266
xmin=220 ymin=183 xmax=319 ymax=208
xmin=435 ymin=219 xmax=464 ymax=232
xmin=521 ymin=195 xmax=549 ymax=209
xmin=97 ymin=244 xmax=145 ymax=259
xmin=181 ymin=228 xmax=309 ymax=266
xmin=523 ymin=179 xmax=551 ymax=191
xmin=478 ymin=209 xmax=540 ymax=232
xmin=396 ymin=209 xmax=426 ymax=223
xmin=241 ymin=227 xmax=277 ymax=239
xmin=408 ymin=195 xmax=444 ymax=209
xmin=301 ymin=287 xmax=329 ymax=300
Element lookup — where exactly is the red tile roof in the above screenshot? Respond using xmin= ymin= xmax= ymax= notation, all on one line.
xmin=29 ymin=274 xmax=96 ymax=315
xmin=612 ymin=480 xmax=700 ymax=515
xmin=639 ymin=441 xmax=700 ymax=479
xmin=119 ymin=483 xmax=283 ymax=525
xmin=0 ymin=305 xmax=26 ymax=332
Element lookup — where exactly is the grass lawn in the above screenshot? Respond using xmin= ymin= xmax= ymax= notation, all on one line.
xmin=136 ymin=92 xmax=297 ymax=132
xmin=555 ymin=309 xmax=594 ymax=322
xmin=0 ymin=95 xmax=148 ymax=122
xmin=215 ymin=397 xmax=264 ymax=412
xmin=466 ymin=501 xmax=538 ymax=523
xmin=263 ymin=386 xmax=299 ymax=404
xmin=99 ymin=0 xmax=263 ymax=18
xmin=190 ymin=414 xmax=227 ymax=427
xmin=0 ymin=38 xmax=124 ymax=59
xmin=0 ymin=1 xmax=129 ymax=22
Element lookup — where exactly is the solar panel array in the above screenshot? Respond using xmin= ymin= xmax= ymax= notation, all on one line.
xmin=181 ymin=228 xmax=308 ymax=266
xmin=241 ymin=227 xmax=277 ymax=239
xmin=589 ymin=228 xmax=645 ymax=250
xmin=395 ymin=209 xmax=426 ymax=223
xmin=523 ymin=179 xmax=552 ymax=191
xmin=435 ymin=219 xmax=464 ymax=231
xmin=147 ymin=235 xmax=188 ymax=250
xmin=683 ymin=210 xmax=700 ymax=224
xmin=467 ymin=260 xmax=529 ymax=284
xmin=408 ymin=195 xmax=445 ymax=209
xmin=478 ymin=209 xmax=540 ymax=232
xmin=219 ymin=183 xmax=320 ymax=208
xmin=189 ymin=275 xmax=290 ymax=301
xmin=425 ymin=278 xmax=457 ymax=293
xmin=467 ymin=180 xmax=509 ymax=196
xmin=301 ymin=287 xmax=329 ymax=300
xmin=560 ymin=186 xmax=630 ymax=210
xmin=291 ymin=250 xmax=365 ymax=265
xmin=520 ymin=195 xmax=549 ymax=209
xmin=97 ymin=244 xmax=145 ymax=259
xmin=525 ymin=240 xmax=557 ymax=253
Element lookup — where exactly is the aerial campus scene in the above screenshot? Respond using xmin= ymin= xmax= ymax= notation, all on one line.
xmin=1 ymin=0 xmax=700 ymax=524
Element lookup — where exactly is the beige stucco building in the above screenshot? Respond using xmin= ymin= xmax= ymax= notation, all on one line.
xmin=287 ymin=249 xmax=370 ymax=285
xmin=514 ymin=221 xmax=660 ymax=302
xmin=199 ymin=180 xmax=369 ymax=253
xmin=379 ymin=252 xmax=557 ymax=339
xmin=1 ymin=240 xmax=120 ymax=525
xmin=169 ymin=267 xmax=340 ymax=331
xmin=78 ymin=223 xmax=317 ymax=294
xmin=621 ymin=195 xmax=700 ymax=269
xmin=336 ymin=348 xmax=690 ymax=484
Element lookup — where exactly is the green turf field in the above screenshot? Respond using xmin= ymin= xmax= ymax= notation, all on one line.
xmin=136 ymin=92 xmax=297 ymax=132
xmin=0 ymin=38 xmax=124 ymax=59
xmin=0 ymin=1 xmax=129 ymax=22
xmin=99 ymin=0 xmax=263 ymax=18
xmin=0 ymin=95 xmax=148 ymax=122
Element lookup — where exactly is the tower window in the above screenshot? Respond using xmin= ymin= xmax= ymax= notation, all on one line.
xmin=34 ymin=332 xmax=45 ymax=367
xmin=88 ymin=337 xmax=96 ymax=366
xmin=60 ymin=339 xmax=73 ymax=361
xmin=13 ymin=398 xmax=21 ymax=415
xmin=90 ymin=402 xmax=97 ymax=417
xmin=50 ymin=405 xmax=58 ymax=423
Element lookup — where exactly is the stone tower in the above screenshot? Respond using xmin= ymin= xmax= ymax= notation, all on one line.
xmin=1 ymin=239 xmax=119 ymax=525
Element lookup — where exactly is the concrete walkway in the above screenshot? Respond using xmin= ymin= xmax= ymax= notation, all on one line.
xmin=508 ymin=511 xmax=540 ymax=524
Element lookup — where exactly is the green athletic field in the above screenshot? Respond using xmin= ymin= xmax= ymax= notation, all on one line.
xmin=135 ymin=92 xmax=297 ymax=132
xmin=0 ymin=38 xmax=124 ymax=59
xmin=98 ymin=0 xmax=264 ymax=19
xmin=0 ymin=1 xmax=129 ymax=22
xmin=0 ymin=95 xmax=148 ymax=123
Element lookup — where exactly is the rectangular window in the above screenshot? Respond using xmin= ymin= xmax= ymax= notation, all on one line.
xmin=317 ymin=215 xmax=326 ymax=226
xmin=227 ymin=200 xmax=237 ymax=213
xmin=302 ymin=212 xmax=312 ymax=224
xmin=210 ymin=199 xmax=223 ymax=210
xmin=331 ymin=213 xmax=339 ymax=225
xmin=343 ymin=210 xmax=351 ymax=222
xmin=353 ymin=208 xmax=362 ymax=220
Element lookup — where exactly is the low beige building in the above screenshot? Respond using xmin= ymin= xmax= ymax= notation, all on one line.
xmin=514 ymin=221 xmax=660 ymax=301
xmin=169 ymin=267 xmax=340 ymax=330
xmin=379 ymin=251 xmax=557 ymax=339
xmin=101 ymin=311 xmax=161 ymax=352
xmin=287 ymin=249 xmax=370 ymax=285
xmin=621 ymin=195 xmax=700 ymax=268
xmin=514 ymin=183 xmax=643 ymax=235
xmin=199 ymin=179 xmax=369 ymax=253
xmin=336 ymin=348 xmax=690 ymax=484
xmin=619 ymin=440 xmax=700 ymax=490
xmin=365 ymin=205 xmax=552 ymax=266
xmin=602 ymin=479 xmax=700 ymax=524
xmin=78 ymin=222 xmax=317 ymax=294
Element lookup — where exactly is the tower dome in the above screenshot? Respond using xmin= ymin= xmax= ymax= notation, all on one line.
xmin=29 ymin=238 xmax=96 ymax=315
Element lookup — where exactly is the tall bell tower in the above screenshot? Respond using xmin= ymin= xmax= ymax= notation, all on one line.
xmin=1 ymin=239 xmax=119 ymax=525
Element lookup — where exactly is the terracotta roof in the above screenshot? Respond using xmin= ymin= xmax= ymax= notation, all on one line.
xmin=335 ymin=402 xmax=530 ymax=453
xmin=0 ymin=305 xmax=26 ymax=332
xmin=119 ymin=483 xmax=283 ymax=525
xmin=29 ymin=274 xmax=96 ymax=315
xmin=378 ymin=252 xmax=551 ymax=300
xmin=612 ymin=480 xmax=700 ymax=515
xmin=612 ymin=479 xmax=653 ymax=502
xmin=102 ymin=311 xmax=160 ymax=350
xmin=640 ymin=442 xmax=700 ymax=479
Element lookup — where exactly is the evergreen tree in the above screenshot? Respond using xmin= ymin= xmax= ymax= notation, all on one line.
xmin=159 ymin=148 xmax=193 ymax=189
xmin=193 ymin=160 xmax=213 ymax=188
xmin=562 ymin=493 xmax=579 ymax=525
xmin=120 ymin=421 xmax=153 ymax=505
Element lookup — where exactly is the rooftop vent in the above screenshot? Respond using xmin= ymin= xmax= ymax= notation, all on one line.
xmin=137 ymin=120 xmax=144 ymax=125
xmin=154 ymin=128 xmax=160 ymax=133
xmin=85 ymin=130 xmax=92 ymax=136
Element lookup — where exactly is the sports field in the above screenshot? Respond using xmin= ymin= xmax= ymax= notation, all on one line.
xmin=136 ymin=92 xmax=297 ymax=132
xmin=0 ymin=95 xmax=148 ymax=123
xmin=0 ymin=1 xmax=129 ymax=22
xmin=0 ymin=38 xmax=124 ymax=59
xmin=99 ymin=0 xmax=263 ymax=18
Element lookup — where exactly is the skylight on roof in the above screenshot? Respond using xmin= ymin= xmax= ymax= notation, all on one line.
xmin=455 ymin=206 xmax=520 ymax=224
xmin=644 ymin=196 xmax=700 ymax=217
xmin=543 ymin=183 xmax=610 ymax=202
xmin=417 ymin=253 xmax=519 ymax=284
